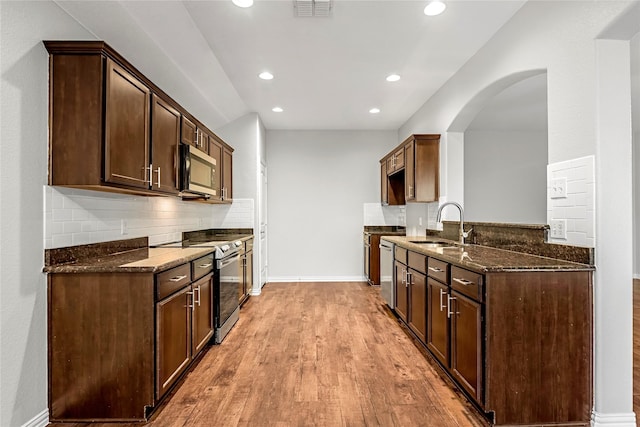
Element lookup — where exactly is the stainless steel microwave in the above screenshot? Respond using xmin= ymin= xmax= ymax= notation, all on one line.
xmin=179 ymin=144 xmax=217 ymax=198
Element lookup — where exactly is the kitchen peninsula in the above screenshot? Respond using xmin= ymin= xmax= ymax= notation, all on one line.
xmin=381 ymin=235 xmax=593 ymax=426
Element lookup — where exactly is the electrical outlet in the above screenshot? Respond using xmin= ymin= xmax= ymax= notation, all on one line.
xmin=550 ymin=177 xmax=567 ymax=199
xmin=121 ymin=219 xmax=128 ymax=235
xmin=550 ymin=219 xmax=567 ymax=239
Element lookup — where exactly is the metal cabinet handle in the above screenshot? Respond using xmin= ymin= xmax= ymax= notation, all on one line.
xmin=154 ymin=166 xmax=161 ymax=187
xmin=198 ymin=263 xmax=212 ymax=269
xmin=194 ymin=285 xmax=201 ymax=306
xmin=439 ymin=288 xmax=446 ymax=311
xmin=169 ymin=275 xmax=187 ymax=282
xmin=401 ymin=268 xmax=406 ymax=285
xmin=186 ymin=291 xmax=195 ymax=311
xmin=428 ymin=267 xmax=443 ymax=273
xmin=406 ymin=271 xmax=411 ymax=287
xmin=408 ymin=185 xmax=413 ymax=197
xmin=453 ymin=278 xmax=473 ymax=286
xmin=447 ymin=295 xmax=456 ymax=318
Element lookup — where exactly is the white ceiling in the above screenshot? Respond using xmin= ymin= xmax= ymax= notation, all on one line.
xmin=56 ymin=0 xmax=526 ymax=130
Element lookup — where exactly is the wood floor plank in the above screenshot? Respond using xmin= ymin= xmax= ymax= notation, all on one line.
xmin=49 ymin=282 xmax=488 ymax=427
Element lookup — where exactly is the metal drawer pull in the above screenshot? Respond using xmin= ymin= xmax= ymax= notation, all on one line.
xmin=154 ymin=166 xmax=161 ymax=187
xmin=406 ymin=271 xmax=412 ymax=286
xmin=169 ymin=275 xmax=188 ymax=282
xmin=198 ymin=263 xmax=212 ymax=269
xmin=439 ymin=288 xmax=446 ymax=311
xmin=453 ymin=278 xmax=474 ymax=286
xmin=428 ymin=267 xmax=443 ymax=273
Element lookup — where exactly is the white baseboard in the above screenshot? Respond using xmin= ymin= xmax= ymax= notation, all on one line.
xmin=267 ymin=276 xmax=366 ymax=283
xmin=250 ymin=288 xmax=261 ymax=296
xmin=634 ymin=274 xmax=640 ymax=280
xmin=21 ymin=409 xmax=48 ymax=427
xmin=591 ymin=410 xmax=636 ymax=426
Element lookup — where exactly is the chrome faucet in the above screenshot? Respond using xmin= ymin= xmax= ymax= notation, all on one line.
xmin=435 ymin=201 xmax=472 ymax=245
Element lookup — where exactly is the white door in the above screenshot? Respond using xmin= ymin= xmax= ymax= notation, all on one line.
xmin=260 ymin=163 xmax=268 ymax=287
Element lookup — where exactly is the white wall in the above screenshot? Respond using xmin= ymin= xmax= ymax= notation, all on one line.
xmin=632 ymin=32 xmax=640 ymax=278
xmin=215 ymin=113 xmax=265 ymax=293
xmin=266 ymin=130 xmax=397 ymax=281
xmin=0 ymin=2 xmax=94 ymax=426
xmin=464 ymin=130 xmax=547 ymax=223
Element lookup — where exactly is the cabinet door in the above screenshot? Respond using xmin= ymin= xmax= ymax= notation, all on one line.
xmin=156 ymin=286 xmax=191 ymax=399
xmin=222 ymin=147 xmax=233 ymax=202
xmin=405 ymin=140 xmax=415 ymax=201
xmin=181 ymin=116 xmax=197 ymax=147
xmin=451 ymin=291 xmax=483 ymax=403
xmin=197 ymin=129 xmax=209 ymax=154
xmin=151 ymin=95 xmax=180 ymax=194
xmin=408 ymin=269 xmax=427 ymax=343
xmin=104 ymin=59 xmax=150 ymax=189
xmin=364 ymin=242 xmax=371 ymax=282
xmin=192 ymin=276 xmax=214 ymax=356
xmin=393 ymin=147 xmax=405 ymax=170
xmin=381 ymin=162 xmax=388 ymax=205
xmin=245 ymin=250 xmax=253 ymax=297
xmin=394 ymin=260 xmax=408 ymax=322
xmin=207 ymin=137 xmax=223 ymax=201
xmin=427 ymin=278 xmax=449 ymax=366
xmin=386 ymin=156 xmax=394 ymax=175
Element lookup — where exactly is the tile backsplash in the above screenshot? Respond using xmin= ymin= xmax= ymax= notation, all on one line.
xmin=547 ymin=155 xmax=595 ymax=247
xmin=363 ymin=203 xmax=405 ymax=226
xmin=44 ymin=186 xmax=254 ymax=248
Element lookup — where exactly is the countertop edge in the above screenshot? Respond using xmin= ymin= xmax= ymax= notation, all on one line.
xmin=381 ymin=235 xmax=595 ymax=273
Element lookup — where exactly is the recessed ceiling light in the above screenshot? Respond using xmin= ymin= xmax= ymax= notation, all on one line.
xmin=424 ymin=1 xmax=446 ymax=16
xmin=369 ymin=108 xmax=381 ymax=114
xmin=272 ymin=107 xmax=283 ymax=113
xmin=258 ymin=71 xmax=274 ymax=80
xmin=232 ymin=0 xmax=253 ymax=8
xmin=386 ymin=74 xmax=401 ymax=82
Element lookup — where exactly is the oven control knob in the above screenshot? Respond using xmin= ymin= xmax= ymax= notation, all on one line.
xmin=220 ymin=244 xmax=230 ymax=252
xmin=234 ymin=241 xmax=242 ymax=247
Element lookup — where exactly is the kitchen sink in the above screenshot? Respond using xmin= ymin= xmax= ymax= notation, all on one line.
xmin=409 ymin=240 xmax=458 ymax=248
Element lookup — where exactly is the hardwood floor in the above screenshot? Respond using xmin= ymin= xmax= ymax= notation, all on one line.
xmin=49 ymin=282 xmax=487 ymax=427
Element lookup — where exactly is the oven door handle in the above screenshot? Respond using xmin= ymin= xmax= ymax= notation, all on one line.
xmin=217 ymin=254 xmax=240 ymax=269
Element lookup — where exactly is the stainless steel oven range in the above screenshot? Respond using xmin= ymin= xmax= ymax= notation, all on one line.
xmin=213 ymin=240 xmax=243 ymax=343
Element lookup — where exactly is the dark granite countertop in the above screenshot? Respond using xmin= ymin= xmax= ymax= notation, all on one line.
xmin=380 ymin=236 xmax=594 ymax=273
xmin=44 ymin=233 xmax=253 ymax=274
xmin=364 ymin=226 xmax=406 ymax=235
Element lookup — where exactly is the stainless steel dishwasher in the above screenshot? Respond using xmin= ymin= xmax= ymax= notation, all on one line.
xmin=379 ymin=239 xmax=394 ymax=309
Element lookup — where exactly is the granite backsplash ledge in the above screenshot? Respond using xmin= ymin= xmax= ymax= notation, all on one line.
xmin=426 ymin=221 xmax=594 ymax=265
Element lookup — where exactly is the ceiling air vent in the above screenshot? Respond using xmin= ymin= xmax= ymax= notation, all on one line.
xmin=294 ymin=0 xmax=332 ymax=17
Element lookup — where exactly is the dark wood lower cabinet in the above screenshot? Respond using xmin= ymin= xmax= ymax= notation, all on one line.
xmin=408 ymin=269 xmax=427 ymax=343
xmin=450 ymin=291 xmax=482 ymax=403
xmin=156 ymin=286 xmax=191 ymax=399
xmin=427 ymin=277 xmax=449 ymax=365
xmin=48 ymin=260 xmax=215 ymax=422
xmin=393 ymin=248 xmax=593 ymax=426
xmin=394 ymin=260 xmax=408 ymax=322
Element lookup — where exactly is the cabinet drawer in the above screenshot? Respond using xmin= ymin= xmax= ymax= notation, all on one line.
xmin=408 ymin=251 xmax=426 ymax=274
xmin=192 ymin=253 xmax=214 ymax=281
xmin=427 ymin=258 xmax=449 ymax=284
xmin=395 ymin=246 xmax=407 ymax=264
xmin=394 ymin=147 xmax=405 ymax=170
xmin=156 ymin=263 xmax=191 ymax=300
xmin=451 ymin=266 xmax=483 ymax=301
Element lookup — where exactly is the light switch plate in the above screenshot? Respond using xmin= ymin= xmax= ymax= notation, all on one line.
xmin=550 ymin=177 xmax=567 ymax=199
xmin=550 ymin=219 xmax=567 ymax=239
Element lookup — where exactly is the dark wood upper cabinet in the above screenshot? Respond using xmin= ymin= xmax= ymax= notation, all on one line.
xmin=104 ymin=60 xmax=151 ymax=189
xmin=380 ymin=162 xmax=389 ymax=205
xmin=208 ymin=135 xmax=223 ymax=200
xmin=152 ymin=95 xmax=180 ymax=194
xmin=222 ymin=146 xmax=233 ymax=202
xmin=45 ymin=40 xmax=233 ymax=200
xmin=181 ymin=116 xmax=197 ymax=147
xmin=380 ymin=134 xmax=440 ymax=205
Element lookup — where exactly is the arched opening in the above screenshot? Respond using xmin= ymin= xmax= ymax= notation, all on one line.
xmin=464 ymin=74 xmax=548 ymax=223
